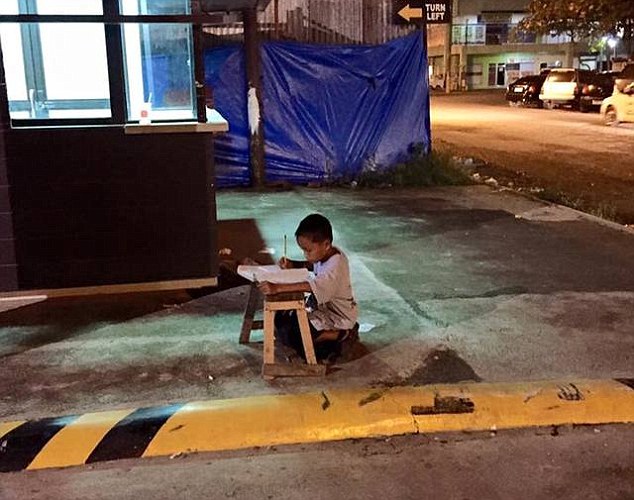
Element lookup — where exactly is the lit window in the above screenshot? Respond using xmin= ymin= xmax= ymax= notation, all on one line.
xmin=122 ymin=23 xmax=195 ymax=121
xmin=39 ymin=24 xmax=111 ymax=119
xmin=0 ymin=0 xmax=110 ymax=120
xmin=120 ymin=0 xmax=191 ymax=15
xmin=1 ymin=0 xmax=200 ymax=123
xmin=35 ymin=0 xmax=103 ymax=15
xmin=0 ymin=0 xmax=18 ymax=16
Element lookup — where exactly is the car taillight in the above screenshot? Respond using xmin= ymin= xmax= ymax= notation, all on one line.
xmin=528 ymin=85 xmax=536 ymax=93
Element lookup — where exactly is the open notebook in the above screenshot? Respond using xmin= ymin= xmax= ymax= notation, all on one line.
xmin=237 ymin=265 xmax=310 ymax=284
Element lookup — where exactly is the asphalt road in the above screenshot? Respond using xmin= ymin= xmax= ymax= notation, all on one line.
xmin=431 ymin=90 xmax=634 ymax=224
xmin=3 ymin=425 xmax=633 ymax=500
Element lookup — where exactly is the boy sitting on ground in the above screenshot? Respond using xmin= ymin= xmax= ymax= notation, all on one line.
xmin=257 ymin=213 xmax=359 ymax=362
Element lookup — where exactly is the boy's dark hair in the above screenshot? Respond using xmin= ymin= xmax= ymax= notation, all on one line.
xmin=295 ymin=214 xmax=333 ymax=243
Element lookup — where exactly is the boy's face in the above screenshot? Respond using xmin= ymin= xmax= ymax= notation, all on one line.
xmin=297 ymin=235 xmax=331 ymax=263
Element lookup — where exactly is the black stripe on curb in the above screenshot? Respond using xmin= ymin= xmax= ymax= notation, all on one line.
xmin=0 ymin=415 xmax=78 ymax=473
xmin=615 ymin=378 xmax=634 ymax=391
xmin=86 ymin=404 xmax=183 ymax=464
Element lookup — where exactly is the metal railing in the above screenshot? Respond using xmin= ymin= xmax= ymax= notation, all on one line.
xmin=204 ymin=0 xmax=416 ymax=45
xmin=450 ymin=23 xmax=571 ymax=46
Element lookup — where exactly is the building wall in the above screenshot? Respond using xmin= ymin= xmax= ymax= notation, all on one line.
xmin=427 ymin=0 xmax=589 ymax=89
xmin=0 ymin=42 xmax=18 ymax=292
xmin=466 ymin=52 xmax=569 ymax=89
xmin=455 ymin=0 xmax=528 ymax=17
xmin=6 ymin=127 xmax=218 ymax=290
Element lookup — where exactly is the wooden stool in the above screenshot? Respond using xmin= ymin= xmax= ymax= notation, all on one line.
xmin=240 ymin=283 xmax=326 ymax=378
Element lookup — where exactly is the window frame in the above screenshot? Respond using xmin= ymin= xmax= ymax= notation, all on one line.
xmin=0 ymin=1 xmax=208 ymax=127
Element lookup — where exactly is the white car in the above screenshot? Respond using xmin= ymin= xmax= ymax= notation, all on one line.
xmin=600 ymin=81 xmax=634 ymax=126
xmin=539 ymin=68 xmax=595 ymax=110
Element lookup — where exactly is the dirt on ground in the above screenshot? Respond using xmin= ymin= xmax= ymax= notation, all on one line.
xmin=436 ymin=138 xmax=634 ymax=225
xmin=431 ymin=91 xmax=634 ymax=226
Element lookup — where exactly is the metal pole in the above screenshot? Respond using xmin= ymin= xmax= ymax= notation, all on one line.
xmin=243 ymin=8 xmax=266 ymax=188
xmin=444 ymin=22 xmax=451 ymax=93
xmin=191 ymin=0 xmax=207 ymax=122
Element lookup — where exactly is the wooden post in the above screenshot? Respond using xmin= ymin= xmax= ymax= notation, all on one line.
xmin=243 ymin=8 xmax=266 ymax=188
xmin=420 ymin=19 xmax=432 ymax=153
xmin=274 ymin=0 xmax=280 ymax=39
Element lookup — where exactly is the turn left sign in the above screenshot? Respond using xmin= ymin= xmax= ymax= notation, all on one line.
xmin=393 ymin=0 xmax=452 ymax=25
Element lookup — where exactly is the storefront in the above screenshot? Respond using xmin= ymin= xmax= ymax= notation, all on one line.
xmin=0 ymin=1 xmax=267 ymax=294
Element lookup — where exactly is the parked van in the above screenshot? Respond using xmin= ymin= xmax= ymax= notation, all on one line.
xmin=539 ymin=68 xmax=605 ymax=111
xmin=600 ymin=64 xmax=634 ymax=126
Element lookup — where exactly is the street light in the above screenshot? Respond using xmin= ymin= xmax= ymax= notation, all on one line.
xmin=607 ymin=38 xmax=617 ymax=70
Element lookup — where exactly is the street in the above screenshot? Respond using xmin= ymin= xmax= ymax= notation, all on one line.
xmin=2 ymin=425 xmax=633 ymax=499
xmin=431 ymin=90 xmax=634 ymax=224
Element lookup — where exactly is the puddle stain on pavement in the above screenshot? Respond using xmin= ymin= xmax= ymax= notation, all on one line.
xmin=404 ymin=349 xmax=482 ymax=386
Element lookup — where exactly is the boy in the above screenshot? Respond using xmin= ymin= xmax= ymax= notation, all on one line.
xmin=257 ymin=214 xmax=358 ymax=362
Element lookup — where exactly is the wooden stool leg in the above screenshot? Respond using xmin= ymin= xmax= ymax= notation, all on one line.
xmin=296 ymin=309 xmax=318 ymax=365
xmin=263 ymin=308 xmax=275 ymax=367
xmin=240 ymin=283 xmax=260 ymax=344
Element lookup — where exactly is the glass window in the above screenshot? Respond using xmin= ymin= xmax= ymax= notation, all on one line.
xmin=0 ymin=24 xmax=28 ymax=103
xmin=0 ymin=2 xmax=26 ymax=116
xmin=120 ymin=0 xmax=191 ymax=15
xmin=0 ymin=0 xmax=19 ymax=15
xmin=1 ymin=0 xmax=200 ymax=123
xmin=548 ymin=71 xmax=575 ymax=83
xmin=122 ymin=23 xmax=195 ymax=121
xmin=38 ymin=24 xmax=110 ymax=102
xmin=35 ymin=0 xmax=103 ymax=15
xmin=1 ymin=23 xmax=111 ymax=120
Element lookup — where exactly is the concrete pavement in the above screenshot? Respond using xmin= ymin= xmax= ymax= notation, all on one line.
xmin=0 ymin=185 xmax=633 ymax=471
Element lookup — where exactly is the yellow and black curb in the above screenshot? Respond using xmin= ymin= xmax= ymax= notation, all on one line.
xmin=1 ymin=378 xmax=633 ymax=473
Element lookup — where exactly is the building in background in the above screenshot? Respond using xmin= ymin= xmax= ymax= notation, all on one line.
xmin=204 ymin=0 xmax=415 ymax=45
xmin=208 ymin=0 xmax=617 ymax=92
xmin=427 ymin=0 xmax=603 ymax=90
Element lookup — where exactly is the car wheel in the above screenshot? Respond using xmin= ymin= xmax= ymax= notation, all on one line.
xmin=604 ymin=107 xmax=619 ymax=126
xmin=579 ymin=100 xmax=590 ymax=113
xmin=544 ymin=100 xmax=554 ymax=110
xmin=508 ymin=101 xmax=517 ymax=107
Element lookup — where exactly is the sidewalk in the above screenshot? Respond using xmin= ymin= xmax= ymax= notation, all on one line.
xmin=1 ymin=185 xmax=633 ymax=425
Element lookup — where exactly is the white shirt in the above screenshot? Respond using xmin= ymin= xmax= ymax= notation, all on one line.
xmin=307 ymin=249 xmax=358 ymax=331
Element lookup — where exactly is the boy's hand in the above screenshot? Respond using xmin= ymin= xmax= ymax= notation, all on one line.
xmin=257 ymin=281 xmax=279 ymax=295
xmin=278 ymin=257 xmax=293 ymax=269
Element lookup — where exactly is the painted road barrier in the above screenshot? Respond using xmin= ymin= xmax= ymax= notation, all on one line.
xmin=1 ymin=378 xmax=633 ymax=472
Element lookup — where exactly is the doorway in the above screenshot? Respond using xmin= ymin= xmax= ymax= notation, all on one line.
xmin=488 ymin=63 xmax=506 ymax=86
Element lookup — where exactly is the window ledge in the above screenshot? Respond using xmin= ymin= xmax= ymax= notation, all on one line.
xmin=124 ymin=110 xmax=229 ymax=135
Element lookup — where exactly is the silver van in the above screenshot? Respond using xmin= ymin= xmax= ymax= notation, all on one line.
xmin=539 ymin=68 xmax=595 ymax=110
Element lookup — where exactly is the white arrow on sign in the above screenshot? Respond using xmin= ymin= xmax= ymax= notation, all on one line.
xmin=398 ymin=4 xmax=423 ymax=22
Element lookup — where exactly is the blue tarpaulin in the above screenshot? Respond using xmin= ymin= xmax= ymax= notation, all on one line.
xmin=205 ymin=32 xmax=430 ymax=187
